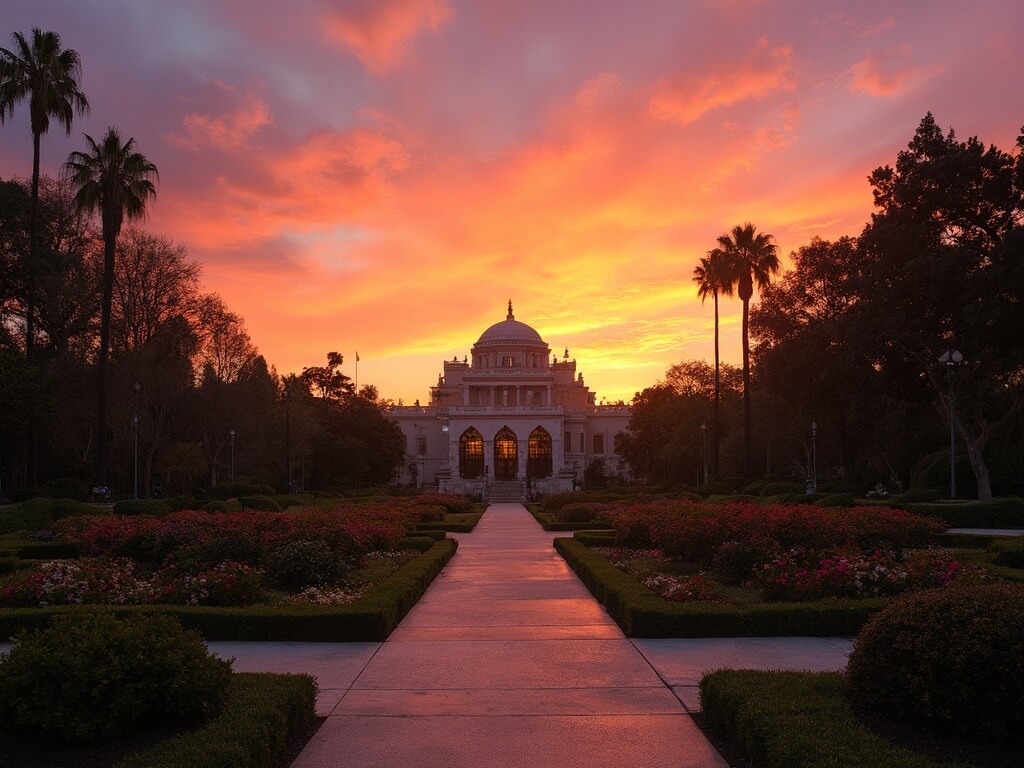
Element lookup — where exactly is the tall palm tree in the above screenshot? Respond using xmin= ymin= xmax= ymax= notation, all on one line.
xmin=0 ymin=28 xmax=89 ymax=358
xmin=692 ymin=248 xmax=734 ymax=479
xmin=65 ymin=128 xmax=158 ymax=485
xmin=715 ymin=222 xmax=779 ymax=478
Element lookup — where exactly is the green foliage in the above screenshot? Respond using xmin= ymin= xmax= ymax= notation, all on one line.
xmin=846 ymin=583 xmax=1024 ymax=740
xmin=273 ymin=493 xmax=315 ymax=509
xmin=199 ymin=499 xmax=242 ymax=513
xmin=236 ymin=494 xmax=282 ymax=512
xmin=43 ymin=477 xmax=91 ymax=501
xmin=200 ymin=483 xmax=275 ymax=501
xmin=700 ymin=670 xmax=944 ymax=768
xmin=905 ymin=497 xmax=1024 ymax=528
xmin=758 ymin=482 xmax=805 ymax=496
xmin=815 ymin=492 xmax=855 ymax=507
xmin=114 ymin=673 xmax=316 ymax=768
xmin=894 ymin=487 xmax=943 ymax=503
xmin=991 ymin=538 xmax=1024 ymax=569
xmin=0 ymin=498 xmax=55 ymax=532
xmin=51 ymin=498 xmax=109 ymax=519
xmin=0 ymin=611 xmax=232 ymax=743
xmin=16 ymin=541 xmax=82 ymax=559
xmin=264 ymin=540 xmax=341 ymax=590
xmin=113 ymin=499 xmax=172 ymax=517
xmin=554 ymin=503 xmax=601 ymax=523
xmin=712 ymin=535 xmax=781 ymax=585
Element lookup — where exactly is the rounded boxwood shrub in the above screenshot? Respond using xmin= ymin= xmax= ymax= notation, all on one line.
xmin=846 ymin=583 xmax=1024 ymax=740
xmin=113 ymin=498 xmax=172 ymax=517
xmin=199 ymin=499 xmax=242 ymax=513
xmin=237 ymin=494 xmax=283 ymax=512
xmin=264 ymin=539 xmax=341 ymax=590
xmin=51 ymin=497 xmax=108 ymax=519
xmin=712 ymin=535 xmax=781 ymax=585
xmin=412 ymin=504 xmax=447 ymax=523
xmin=0 ymin=611 xmax=232 ymax=743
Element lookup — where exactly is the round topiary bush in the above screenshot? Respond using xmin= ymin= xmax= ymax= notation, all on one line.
xmin=712 ymin=535 xmax=781 ymax=585
xmin=236 ymin=494 xmax=283 ymax=512
xmin=554 ymin=503 xmax=599 ymax=523
xmin=846 ymin=583 xmax=1024 ymax=740
xmin=0 ymin=611 xmax=232 ymax=743
xmin=264 ymin=539 xmax=341 ymax=590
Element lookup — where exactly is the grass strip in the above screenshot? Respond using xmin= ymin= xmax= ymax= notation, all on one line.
xmin=699 ymin=670 xmax=952 ymax=768
xmin=554 ymin=537 xmax=883 ymax=637
xmin=115 ymin=672 xmax=316 ymax=768
xmin=0 ymin=539 xmax=457 ymax=642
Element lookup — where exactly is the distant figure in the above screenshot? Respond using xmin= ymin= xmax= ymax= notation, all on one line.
xmin=867 ymin=482 xmax=889 ymax=499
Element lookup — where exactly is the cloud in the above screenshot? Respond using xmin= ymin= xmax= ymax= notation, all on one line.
xmin=849 ymin=46 xmax=941 ymax=97
xmin=647 ymin=38 xmax=796 ymax=126
xmin=323 ymin=0 xmax=452 ymax=73
xmin=169 ymin=89 xmax=272 ymax=152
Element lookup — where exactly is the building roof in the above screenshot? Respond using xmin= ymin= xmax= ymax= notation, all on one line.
xmin=474 ymin=301 xmax=546 ymax=347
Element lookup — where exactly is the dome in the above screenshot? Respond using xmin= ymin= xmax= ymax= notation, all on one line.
xmin=475 ymin=301 xmax=546 ymax=347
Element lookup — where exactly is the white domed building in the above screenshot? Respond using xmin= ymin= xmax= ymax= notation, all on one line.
xmin=387 ymin=302 xmax=631 ymax=499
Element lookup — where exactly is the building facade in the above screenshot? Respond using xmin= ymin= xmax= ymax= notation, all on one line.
xmin=387 ymin=302 xmax=631 ymax=496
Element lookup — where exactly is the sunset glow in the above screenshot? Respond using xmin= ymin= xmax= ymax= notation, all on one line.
xmin=2 ymin=0 xmax=1022 ymax=403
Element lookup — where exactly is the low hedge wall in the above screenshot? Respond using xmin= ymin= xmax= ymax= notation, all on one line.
xmin=0 ymin=539 xmax=457 ymax=642
xmin=115 ymin=672 xmax=316 ymax=768
xmin=905 ymin=498 xmax=1024 ymax=528
xmin=554 ymin=538 xmax=883 ymax=637
xmin=414 ymin=512 xmax=483 ymax=533
xmin=700 ymin=670 xmax=948 ymax=768
xmin=528 ymin=508 xmax=614 ymax=532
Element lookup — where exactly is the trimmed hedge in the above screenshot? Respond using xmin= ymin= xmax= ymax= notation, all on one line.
xmin=15 ymin=541 xmax=82 ymax=559
xmin=113 ymin=499 xmax=173 ymax=517
xmin=554 ymin=538 xmax=884 ymax=637
xmin=991 ymin=537 xmax=1024 ymax=568
xmin=414 ymin=512 xmax=483 ymax=533
xmin=0 ymin=498 xmax=55 ymax=533
xmin=529 ymin=508 xmax=614 ymax=532
xmin=700 ymin=670 xmax=944 ymax=768
xmin=905 ymin=497 xmax=1024 ymax=528
xmin=0 ymin=539 xmax=458 ymax=642
xmin=114 ymin=672 xmax=316 ymax=768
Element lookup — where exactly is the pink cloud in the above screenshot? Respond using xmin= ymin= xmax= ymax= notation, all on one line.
xmin=648 ymin=38 xmax=796 ymax=126
xmin=323 ymin=0 xmax=452 ymax=73
xmin=170 ymin=91 xmax=272 ymax=152
xmin=850 ymin=47 xmax=941 ymax=97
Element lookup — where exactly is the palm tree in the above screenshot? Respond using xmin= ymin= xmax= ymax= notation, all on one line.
xmin=715 ymin=222 xmax=779 ymax=478
xmin=0 ymin=28 xmax=89 ymax=358
xmin=65 ymin=128 xmax=158 ymax=485
xmin=692 ymin=248 xmax=734 ymax=479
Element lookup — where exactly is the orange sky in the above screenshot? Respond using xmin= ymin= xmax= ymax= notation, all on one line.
xmin=3 ymin=1 xmax=1023 ymax=403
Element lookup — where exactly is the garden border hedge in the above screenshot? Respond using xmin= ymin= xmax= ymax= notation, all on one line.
xmin=414 ymin=512 xmax=483 ymax=533
xmin=554 ymin=538 xmax=884 ymax=637
xmin=114 ymin=672 xmax=316 ymax=768
xmin=904 ymin=498 xmax=1024 ymax=528
xmin=700 ymin=670 xmax=946 ymax=768
xmin=528 ymin=508 xmax=614 ymax=531
xmin=0 ymin=539 xmax=457 ymax=642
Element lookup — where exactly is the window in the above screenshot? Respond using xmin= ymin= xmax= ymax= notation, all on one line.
xmin=592 ymin=434 xmax=605 ymax=454
xmin=564 ymin=431 xmax=571 ymax=452
xmin=416 ymin=436 xmax=427 ymax=456
xmin=579 ymin=433 xmax=584 ymax=453
xmin=501 ymin=355 xmax=513 ymax=367
xmin=459 ymin=428 xmax=484 ymax=479
xmin=528 ymin=427 xmax=552 ymax=478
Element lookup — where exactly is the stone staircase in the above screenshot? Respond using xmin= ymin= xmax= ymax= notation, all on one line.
xmin=486 ymin=480 xmax=525 ymax=503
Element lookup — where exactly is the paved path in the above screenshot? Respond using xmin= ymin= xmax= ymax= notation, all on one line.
xmin=210 ymin=504 xmax=851 ymax=768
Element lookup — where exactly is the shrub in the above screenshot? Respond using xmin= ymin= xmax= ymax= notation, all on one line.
xmin=43 ymin=477 xmax=91 ymax=501
xmin=758 ymin=482 xmax=805 ymax=496
xmin=0 ymin=611 xmax=232 ymax=742
xmin=237 ymin=495 xmax=282 ymax=512
xmin=113 ymin=499 xmax=172 ymax=517
xmin=155 ymin=561 xmax=265 ymax=606
xmin=3 ymin=497 xmax=55 ymax=531
xmin=712 ymin=535 xmax=781 ymax=585
xmin=846 ymin=583 xmax=1024 ymax=740
xmin=200 ymin=483 xmax=275 ymax=501
xmin=264 ymin=540 xmax=341 ymax=591
xmin=816 ymin=493 xmax=855 ymax=507
xmin=991 ymin=538 xmax=1024 ymax=569
xmin=411 ymin=504 xmax=447 ymax=523
xmin=894 ymin=488 xmax=943 ymax=503
xmin=51 ymin=498 xmax=108 ymax=519
xmin=555 ymin=503 xmax=608 ymax=523
xmin=199 ymin=499 xmax=242 ymax=513
xmin=0 ymin=558 xmax=154 ymax=607
xmin=905 ymin=497 xmax=1024 ymax=528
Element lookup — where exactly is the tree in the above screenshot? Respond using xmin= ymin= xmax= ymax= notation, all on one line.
xmin=715 ymin=222 xmax=780 ymax=478
xmin=64 ymin=128 xmax=158 ymax=484
xmin=856 ymin=114 xmax=1024 ymax=498
xmin=692 ymin=248 xmax=735 ymax=478
xmin=194 ymin=293 xmax=257 ymax=383
xmin=0 ymin=28 xmax=89 ymax=358
xmin=301 ymin=351 xmax=353 ymax=401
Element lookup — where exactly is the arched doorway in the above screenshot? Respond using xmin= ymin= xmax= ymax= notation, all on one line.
xmin=459 ymin=428 xmax=484 ymax=478
xmin=528 ymin=427 xmax=552 ymax=478
xmin=494 ymin=427 xmax=518 ymax=480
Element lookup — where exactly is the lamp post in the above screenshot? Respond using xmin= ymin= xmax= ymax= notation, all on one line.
xmin=133 ymin=383 xmax=140 ymax=499
xmin=700 ymin=422 xmax=707 ymax=486
xmin=938 ymin=348 xmax=964 ymax=498
xmin=229 ymin=429 xmax=236 ymax=482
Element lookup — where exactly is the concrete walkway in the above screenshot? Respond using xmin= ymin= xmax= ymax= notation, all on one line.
xmin=214 ymin=504 xmax=852 ymax=768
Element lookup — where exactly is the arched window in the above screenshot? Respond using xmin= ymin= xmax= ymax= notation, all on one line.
xmin=459 ymin=428 xmax=484 ymax=479
xmin=528 ymin=427 xmax=552 ymax=478
xmin=494 ymin=427 xmax=518 ymax=480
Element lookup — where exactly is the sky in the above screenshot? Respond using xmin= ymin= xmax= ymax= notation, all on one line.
xmin=2 ymin=1 xmax=1022 ymax=404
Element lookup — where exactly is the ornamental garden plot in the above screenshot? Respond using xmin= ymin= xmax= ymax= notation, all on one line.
xmin=554 ymin=500 xmax=1024 ymax=637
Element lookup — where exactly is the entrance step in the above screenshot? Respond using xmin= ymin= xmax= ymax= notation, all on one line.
xmin=486 ymin=480 xmax=525 ymax=503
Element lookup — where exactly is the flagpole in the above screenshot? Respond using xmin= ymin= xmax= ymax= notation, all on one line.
xmin=355 ymin=352 xmax=359 ymax=395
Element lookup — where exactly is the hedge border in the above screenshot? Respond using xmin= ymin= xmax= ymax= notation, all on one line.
xmin=114 ymin=672 xmax=316 ymax=768
xmin=414 ymin=512 xmax=483 ymax=533
xmin=700 ymin=670 xmax=949 ymax=768
xmin=528 ymin=508 xmax=615 ymax=532
xmin=0 ymin=539 xmax=457 ymax=642
xmin=554 ymin=538 xmax=883 ymax=637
